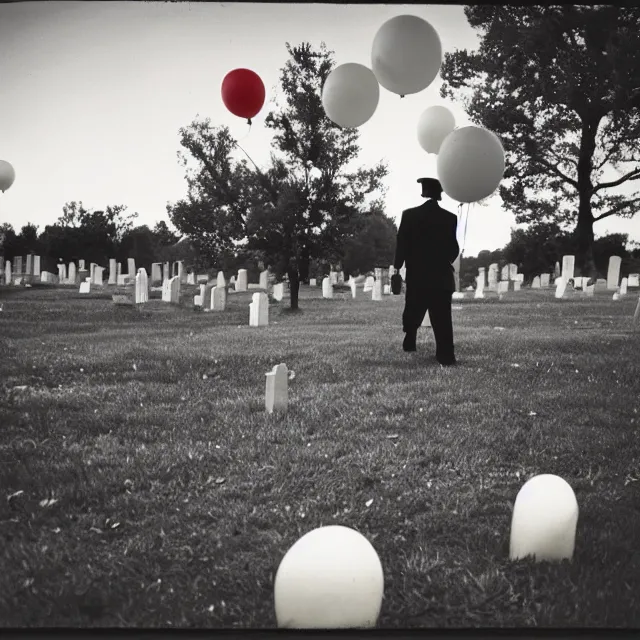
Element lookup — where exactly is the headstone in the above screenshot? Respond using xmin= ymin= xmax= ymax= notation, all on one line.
xmin=117 ymin=275 xmax=128 ymax=286
xmin=135 ymin=268 xmax=149 ymax=304
xmin=57 ymin=263 xmax=67 ymax=282
xmin=620 ymin=277 xmax=628 ymax=296
xmin=117 ymin=262 xmax=122 ymax=279
xmin=127 ymin=258 xmax=136 ymax=278
xmin=322 ymin=277 xmax=333 ymax=299
xmin=399 ymin=265 xmax=406 ymax=280
xmin=265 ymin=363 xmax=288 ymax=414
xmin=613 ymin=293 xmax=620 ymax=301
xmin=561 ymin=255 xmax=575 ymax=283
xmin=330 ymin=271 xmax=338 ymax=285
xmin=516 ymin=273 xmax=524 ymax=283
xmin=475 ymin=274 xmax=485 ymax=299
xmin=309 ymin=278 xmax=316 ymax=287
xmin=477 ymin=267 xmax=486 ymax=287
xmin=162 ymin=276 xmax=180 ymax=304
xmin=273 ymin=283 xmax=285 ymax=301
xmin=68 ymin=262 xmax=77 ymax=285
xmin=540 ymin=273 xmax=550 ymax=288
xmin=187 ymin=271 xmax=196 ymax=285
xmin=594 ymin=278 xmax=607 ymax=293
xmin=163 ymin=262 xmax=170 ymax=283
xmin=498 ymin=281 xmax=509 ymax=294
xmin=259 ymin=270 xmax=269 ymax=290
xmin=235 ymin=269 xmax=248 ymax=292
xmin=14 ymin=256 xmax=22 ymax=276
xmin=249 ymin=292 xmax=269 ymax=327
xmin=4 ymin=261 xmax=11 ymax=285
xmin=151 ymin=263 xmax=162 ymax=285
xmin=210 ymin=285 xmax=227 ymax=311
xmin=501 ymin=264 xmax=510 ymax=281
xmin=78 ymin=269 xmax=89 ymax=284
xmin=109 ymin=259 xmax=117 ymax=284
xmin=25 ymin=254 xmax=33 ymax=275
xmin=40 ymin=271 xmax=55 ymax=283
xmin=607 ymin=256 xmax=622 ymax=290
xmin=383 ymin=284 xmax=390 ymax=295
xmin=555 ymin=277 xmax=567 ymax=299
xmin=338 ymin=271 xmax=345 ymax=284
xmin=509 ymin=264 xmax=518 ymax=281
xmin=93 ymin=266 xmax=104 ymax=286
xmin=488 ymin=263 xmax=499 ymax=290
xmin=452 ymin=291 xmax=465 ymax=299
xmin=584 ymin=284 xmax=595 ymax=296
xmin=372 ymin=279 xmax=383 ymax=301
xmin=554 ymin=261 xmax=561 ymax=278
xmin=363 ymin=276 xmax=374 ymax=292
xmin=79 ymin=260 xmax=85 ymax=271
xmin=531 ymin=276 xmax=541 ymax=289
xmin=514 ymin=281 xmax=521 ymax=292
xmin=422 ymin=311 xmax=431 ymax=327
xmin=349 ymin=279 xmax=357 ymax=299
xmin=33 ymin=256 xmax=41 ymax=277
xmin=197 ymin=274 xmax=209 ymax=283
xmin=178 ymin=261 xmax=186 ymax=284
xmin=79 ymin=281 xmax=91 ymax=294
xmin=510 ymin=474 xmax=578 ymax=562
xmin=628 ymin=274 xmax=639 ymax=288
xmin=573 ymin=276 xmax=583 ymax=290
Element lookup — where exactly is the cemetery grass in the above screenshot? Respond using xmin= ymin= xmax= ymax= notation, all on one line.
xmin=1 ymin=284 xmax=639 ymax=628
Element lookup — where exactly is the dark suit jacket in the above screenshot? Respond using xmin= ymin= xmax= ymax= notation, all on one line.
xmin=394 ymin=199 xmax=460 ymax=292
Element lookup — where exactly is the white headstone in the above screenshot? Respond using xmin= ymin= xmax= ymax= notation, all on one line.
xmin=151 ymin=263 xmax=162 ymax=285
xmin=540 ymin=273 xmax=550 ymax=287
xmin=162 ymin=262 xmax=170 ymax=283
xmin=236 ymin=269 xmax=248 ymax=292
xmin=79 ymin=260 xmax=85 ymax=271
xmin=127 ymin=258 xmax=136 ymax=278
xmin=531 ymin=276 xmax=541 ymax=289
xmin=383 ymin=284 xmax=390 ymax=295
xmin=58 ymin=264 xmax=67 ymax=282
xmin=249 ymin=291 xmax=269 ymax=326
xmin=474 ymin=275 xmax=485 ymax=299
xmin=177 ymin=261 xmax=186 ymax=283
xmin=259 ymin=270 xmax=269 ymax=289
xmin=422 ymin=311 xmax=431 ymax=327
xmin=79 ymin=281 xmax=91 ymax=294
xmin=93 ymin=266 xmax=104 ymax=286
xmin=607 ymin=255 xmax=622 ymax=290
xmin=68 ymin=262 xmax=76 ymax=284
xmin=488 ymin=263 xmax=498 ymax=290
xmin=619 ymin=277 xmax=628 ymax=296
xmin=162 ymin=276 xmax=180 ymax=304
xmin=217 ymin=271 xmax=226 ymax=288
xmin=187 ymin=271 xmax=196 ymax=285
xmin=561 ymin=255 xmax=575 ymax=283
xmin=33 ymin=255 xmax=41 ymax=277
xmin=265 ymin=363 xmax=288 ymax=414
xmin=363 ymin=276 xmax=374 ymax=292
xmin=309 ymin=278 xmax=316 ymax=287
xmin=514 ymin=281 xmax=521 ymax=292
xmin=372 ymin=279 xmax=383 ymax=301
xmin=509 ymin=264 xmax=518 ymax=281
xmin=197 ymin=274 xmax=209 ymax=283
xmin=628 ymin=274 xmax=639 ymax=288
xmin=135 ymin=268 xmax=149 ymax=304
xmin=330 ymin=271 xmax=338 ymax=285
xmin=555 ymin=277 xmax=567 ymax=299
xmin=501 ymin=264 xmax=510 ymax=281
xmin=210 ymin=285 xmax=227 ymax=311
xmin=273 ymin=283 xmax=284 ymax=301
xmin=498 ymin=281 xmax=509 ymax=293
xmin=4 ymin=261 xmax=11 ymax=285
xmin=322 ymin=277 xmax=333 ymax=299
xmin=399 ymin=265 xmax=406 ymax=280
xmin=109 ymin=259 xmax=117 ymax=284
xmin=510 ymin=474 xmax=578 ymax=562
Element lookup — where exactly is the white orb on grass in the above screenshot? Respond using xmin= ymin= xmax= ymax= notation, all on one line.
xmin=510 ymin=474 xmax=579 ymax=562
xmin=274 ymin=525 xmax=384 ymax=628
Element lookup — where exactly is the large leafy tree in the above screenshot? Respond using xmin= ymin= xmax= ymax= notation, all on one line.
xmin=168 ymin=42 xmax=388 ymax=310
xmin=439 ymin=5 xmax=640 ymax=279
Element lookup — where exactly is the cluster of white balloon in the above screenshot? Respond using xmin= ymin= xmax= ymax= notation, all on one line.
xmin=321 ymin=14 xmax=506 ymax=206
xmin=0 ymin=160 xmax=16 ymax=194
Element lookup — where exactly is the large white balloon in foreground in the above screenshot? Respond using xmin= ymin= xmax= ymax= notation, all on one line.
xmin=274 ymin=525 xmax=384 ymax=628
xmin=510 ymin=474 xmax=579 ymax=562
xmin=322 ymin=63 xmax=380 ymax=128
xmin=417 ymin=106 xmax=455 ymax=154
xmin=0 ymin=160 xmax=16 ymax=193
xmin=437 ymin=126 xmax=505 ymax=203
xmin=371 ymin=15 xmax=442 ymax=97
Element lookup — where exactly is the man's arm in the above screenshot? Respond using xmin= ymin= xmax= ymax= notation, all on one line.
xmin=394 ymin=212 xmax=409 ymax=271
xmin=450 ymin=217 xmax=460 ymax=264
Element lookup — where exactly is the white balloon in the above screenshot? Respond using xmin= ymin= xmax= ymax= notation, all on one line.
xmin=371 ymin=15 xmax=442 ymax=96
xmin=274 ymin=525 xmax=384 ymax=629
xmin=417 ymin=106 xmax=455 ymax=154
xmin=437 ymin=126 xmax=505 ymax=203
xmin=322 ymin=63 xmax=380 ymax=129
xmin=0 ymin=160 xmax=16 ymax=193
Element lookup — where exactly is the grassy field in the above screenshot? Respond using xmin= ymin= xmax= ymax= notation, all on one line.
xmin=0 ymin=282 xmax=639 ymax=628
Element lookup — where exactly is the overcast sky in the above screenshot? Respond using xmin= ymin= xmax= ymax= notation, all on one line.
xmin=0 ymin=1 xmax=638 ymax=258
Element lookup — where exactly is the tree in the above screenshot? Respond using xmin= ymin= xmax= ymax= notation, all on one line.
xmin=439 ymin=6 xmax=640 ymax=280
xmin=56 ymin=201 xmax=138 ymax=243
xmin=168 ymin=41 xmax=388 ymax=310
xmin=340 ymin=200 xmax=398 ymax=276
xmin=153 ymin=220 xmax=180 ymax=247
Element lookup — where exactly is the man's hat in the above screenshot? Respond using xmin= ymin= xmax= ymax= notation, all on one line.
xmin=417 ymin=178 xmax=443 ymax=197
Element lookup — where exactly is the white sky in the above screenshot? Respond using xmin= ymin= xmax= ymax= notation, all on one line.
xmin=0 ymin=1 xmax=638 ymax=258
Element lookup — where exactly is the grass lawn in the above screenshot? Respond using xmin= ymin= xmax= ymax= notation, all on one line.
xmin=0 ymin=282 xmax=639 ymax=628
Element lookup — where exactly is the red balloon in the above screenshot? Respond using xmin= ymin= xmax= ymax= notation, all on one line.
xmin=221 ymin=68 xmax=265 ymax=123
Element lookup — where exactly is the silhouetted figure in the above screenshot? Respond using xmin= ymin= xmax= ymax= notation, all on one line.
xmin=393 ymin=178 xmax=460 ymax=366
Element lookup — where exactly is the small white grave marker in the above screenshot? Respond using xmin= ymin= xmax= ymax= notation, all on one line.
xmin=79 ymin=281 xmax=91 ymax=294
xmin=210 ymin=285 xmax=227 ymax=311
xmin=265 ymin=363 xmax=288 ymax=414
xmin=249 ymin=292 xmax=269 ymax=326
xmin=555 ymin=277 xmax=567 ymax=299
xmin=510 ymin=474 xmax=579 ymax=562
xmin=273 ymin=283 xmax=284 ymax=301
xmin=322 ymin=277 xmax=333 ymax=299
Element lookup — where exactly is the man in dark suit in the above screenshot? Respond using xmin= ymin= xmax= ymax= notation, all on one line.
xmin=393 ymin=177 xmax=460 ymax=366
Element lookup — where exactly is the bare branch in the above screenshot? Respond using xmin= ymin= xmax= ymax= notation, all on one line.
xmin=593 ymin=167 xmax=640 ymax=193
xmin=593 ymin=196 xmax=640 ymax=222
xmin=536 ymin=157 xmax=579 ymax=188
